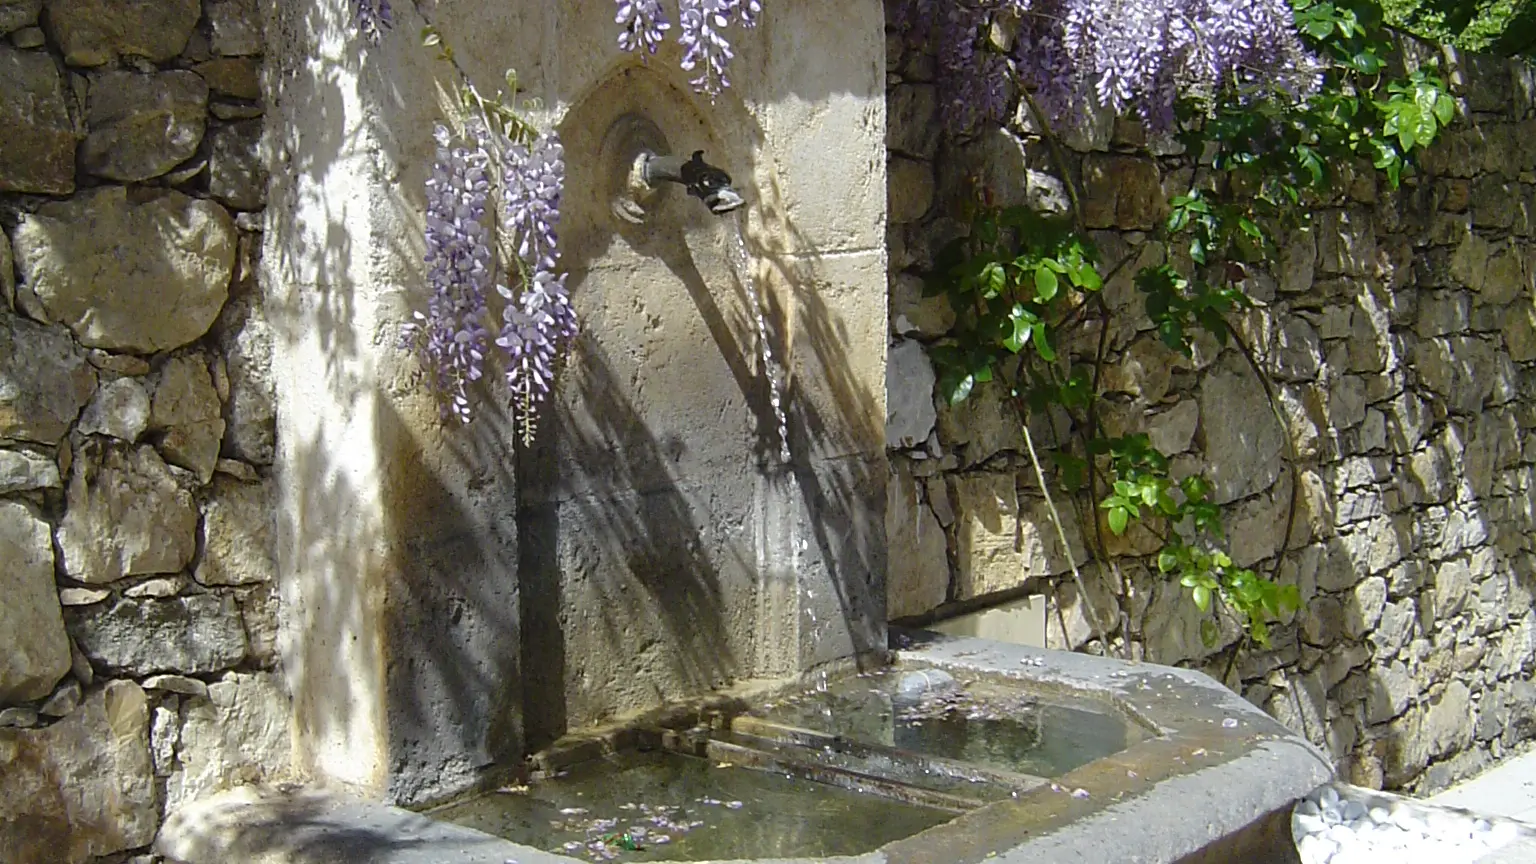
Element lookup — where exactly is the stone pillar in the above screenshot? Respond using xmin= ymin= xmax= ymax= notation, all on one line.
xmin=264 ymin=0 xmax=522 ymax=806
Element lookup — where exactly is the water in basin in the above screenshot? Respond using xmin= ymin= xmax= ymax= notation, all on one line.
xmin=429 ymin=748 xmax=954 ymax=861
xmin=751 ymin=668 xmax=1143 ymax=778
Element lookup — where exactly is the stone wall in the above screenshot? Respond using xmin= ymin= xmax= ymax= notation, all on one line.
xmin=885 ymin=15 xmax=1536 ymax=796
xmin=0 ymin=1 xmax=286 ymax=861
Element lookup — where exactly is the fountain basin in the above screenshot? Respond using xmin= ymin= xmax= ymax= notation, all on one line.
xmin=157 ymin=632 xmax=1331 ymax=864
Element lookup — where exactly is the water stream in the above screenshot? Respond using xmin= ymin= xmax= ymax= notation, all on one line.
xmin=726 ymin=214 xmax=791 ymax=464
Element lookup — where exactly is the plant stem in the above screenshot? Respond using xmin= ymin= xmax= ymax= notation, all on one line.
xmin=1021 ymin=420 xmax=1108 ymax=656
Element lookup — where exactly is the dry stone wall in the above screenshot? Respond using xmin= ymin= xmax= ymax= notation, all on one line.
xmin=0 ymin=1 xmax=285 ymax=861
xmin=885 ymin=13 xmax=1536 ymax=797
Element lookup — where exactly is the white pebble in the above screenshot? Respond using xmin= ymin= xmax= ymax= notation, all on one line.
xmin=1299 ymin=833 xmax=1337 ymax=861
xmin=1293 ymin=813 xmax=1325 ymax=836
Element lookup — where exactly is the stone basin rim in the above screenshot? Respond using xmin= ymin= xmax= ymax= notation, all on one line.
xmin=155 ymin=632 xmax=1334 ymax=864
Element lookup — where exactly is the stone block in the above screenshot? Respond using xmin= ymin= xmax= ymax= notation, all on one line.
xmin=0 ymin=0 xmax=40 ymax=33
xmin=889 ymin=271 xmax=954 ymax=337
xmin=1370 ymin=598 xmax=1417 ymax=658
xmin=0 ymin=500 xmax=70 ymax=704
xmin=0 ymin=448 xmax=60 ymax=492
xmin=13 ymin=188 xmax=236 ymax=354
xmin=784 ymin=252 xmax=889 ymax=460
xmin=208 ymin=119 xmax=268 ymax=211
xmin=207 ymin=0 xmax=261 ymax=56
xmin=76 ymin=376 xmax=150 ymax=442
xmin=44 ymin=0 xmax=199 ymax=65
xmin=1346 ymin=576 xmax=1387 ymax=639
xmin=1082 ymin=154 xmax=1164 ymax=230
xmin=0 ymin=45 xmax=75 ymax=194
xmin=0 ymin=314 xmax=98 ymax=445
xmin=1146 ymin=398 xmax=1199 ymax=456
xmin=1364 ymin=660 xmax=1415 ymax=725
xmin=213 ymin=290 xmax=276 ymax=465
xmin=196 ymin=477 xmax=275 ymax=586
xmin=1198 ymin=354 xmax=1285 ymax=504
xmin=885 ymin=338 xmax=935 ymax=450
xmin=887 ymin=155 xmax=933 ymax=224
xmin=56 ymin=443 xmax=197 ymax=584
xmin=196 ymin=57 xmax=260 ymax=100
xmin=887 ymin=81 xmax=937 ymax=159
xmin=0 ymin=228 xmax=12 ymax=313
xmin=65 ymin=594 xmax=247 ymax=675
xmin=1315 ymin=209 xmax=1375 ymax=276
xmin=760 ymin=39 xmax=886 ymax=251
xmin=165 ymin=672 xmax=291 ymax=812
xmin=0 ymin=680 xmax=155 ymax=863
xmin=953 ymin=474 xmax=1083 ymax=599
xmin=885 ymin=465 xmax=948 ymax=619
xmin=151 ymin=354 xmax=226 ymax=483
xmin=82 ymin=70 xmax=207 ymax=182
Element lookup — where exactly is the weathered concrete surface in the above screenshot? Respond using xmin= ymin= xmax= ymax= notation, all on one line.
xmin=156 ymin=786 xmax=569 ymax=864
xmin=266 ymin=0 xmax=886 ymax=807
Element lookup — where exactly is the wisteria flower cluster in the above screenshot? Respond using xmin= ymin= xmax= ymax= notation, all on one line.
xmin=615 ymin=0 xmax=763 ymax=97
xmin=400 ymin=123 xmax=494 ymax=424
xmin=398 ymin=117 xmax=577 ymax=442
xmin=354 ymin=0 xmax=393 ymax=45
xmin=894 ymin=0 xmax=1321 ymax=133
xmin=497 ymin=134 xmax=578 ymax=444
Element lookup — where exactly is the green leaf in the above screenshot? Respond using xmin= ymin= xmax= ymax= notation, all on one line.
xmin=1032 ymin=323 xmax=1056 ymax=362
xmin=1034 ymin=266 xmax=1059 ymax=302
xmin=1073 ymin=261 xmax=1103 ymax=291
xmin=1159 ymin=550 xmax=1180 ymax=574
xmin=1004 ymin=304 xmax=1037 ymax=353
xmin=1192 ymin=584 xmax=1212 ymax=613
xmin=1350 ymin=50 xmax=1383 ymax=75
xmin=1107 ymin=506 xmax=1129 ymax=536
xmin=982 ymin=262 xmax=1007 ymax=298
xmin=1433 ymin=92 xmax=1455 ymax=126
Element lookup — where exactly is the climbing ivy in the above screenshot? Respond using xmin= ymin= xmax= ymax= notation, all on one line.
xmin=923 ymin=0 xmax=1455 ymax=664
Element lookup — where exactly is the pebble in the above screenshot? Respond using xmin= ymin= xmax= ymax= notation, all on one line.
xmin=1292 ymin=783 xmax=1522 ymax=864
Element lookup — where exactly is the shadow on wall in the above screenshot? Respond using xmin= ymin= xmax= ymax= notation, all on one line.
xmin=507 ymin=38 xmax=887 ymax=746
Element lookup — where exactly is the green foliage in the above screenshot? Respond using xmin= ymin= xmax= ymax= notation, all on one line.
xmin=1381 ymin=0 xmax=1536 ymax=56
xmin=925 ymin=0 xmax=1455 ymax=660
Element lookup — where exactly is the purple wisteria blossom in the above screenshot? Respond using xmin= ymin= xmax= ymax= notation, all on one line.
xmin=502 ymin=134 xmax=566 ymax=271
xmin=678 ymin=0 xmax=761 ymax=96
xmin=498 ymin=133 xmax=577 ymax=443
xmin=354 ymin=0 xmax=393 ymax=45
xmin=936 ymin=1 xmax=1011 ymax=133
xmin=617 ymin=0 xmax=672 ymax=55
xmin=895 ymin=0 xmax=1319 ymax=133
xmin=400 ymin=123 xmax=494 ymax=423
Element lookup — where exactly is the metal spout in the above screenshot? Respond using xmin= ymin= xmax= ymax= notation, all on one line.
xmin=641 ymin=150 xmax=747 ymax=215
